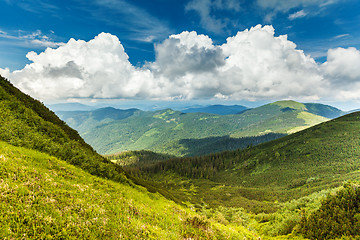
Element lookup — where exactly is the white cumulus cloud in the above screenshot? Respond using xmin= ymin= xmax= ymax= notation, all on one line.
xmin=1 ymin=33 xmax=155 ymax=100
xmin=322 ymin=47 xmax=360 ymax=84
xmin=1 ymin=26 xmax=360 ymax=102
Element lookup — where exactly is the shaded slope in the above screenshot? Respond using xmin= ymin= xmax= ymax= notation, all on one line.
xmin=156 ymin=133 xmax=286 ymax=157
xmin=304 ymin=103 xmax=344 ymax=118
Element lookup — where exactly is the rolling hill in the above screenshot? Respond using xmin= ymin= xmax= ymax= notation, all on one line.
xmin=57 ymin=100 xmax=343 ymax=156
xmin=181 ymin=104 xmax=248 ymax=115
xmin=129 ymin=111 xmax=360 ymax=213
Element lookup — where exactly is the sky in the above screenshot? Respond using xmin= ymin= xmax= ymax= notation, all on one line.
xmin=0 ymin=0 xmax=360 ymax=110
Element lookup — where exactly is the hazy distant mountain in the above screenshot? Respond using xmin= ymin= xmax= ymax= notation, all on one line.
xmin=57 ymin=107 xmax=140 ymax=133
xmin=347 ymin=108 xmax=360 ymax=114
xmin=57 ymin=100 xmax=338 ymax=156
xmin=182 ymin=104 xmax=247 ymax=115
xmin=48 ymin=102 xmax=95 ymax=112
xmin=304 ymin=103 xmax=345 ymax=119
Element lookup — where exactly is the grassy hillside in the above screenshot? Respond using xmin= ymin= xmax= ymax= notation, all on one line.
xmin=0 ymin=140 xmax=257 ymax=239
xmin=128 ymin=112 xmax=360 ymax=214
xmin=0 ymin=75 xmax=127 ymax=184
xmin=57 ymin=100 xmax=337 ymax=156
xmin=4 ymin=139 xmax=357 ymax=239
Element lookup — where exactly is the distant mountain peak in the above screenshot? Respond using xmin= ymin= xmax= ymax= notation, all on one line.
xmin=271 ymin=100 xmax=306 ymax=111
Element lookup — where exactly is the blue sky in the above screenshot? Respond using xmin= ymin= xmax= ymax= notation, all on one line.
xmin=1 ymin=0 xmax=359 ymax=69
xmin=0 ymin=0 xmax=360 ymax=109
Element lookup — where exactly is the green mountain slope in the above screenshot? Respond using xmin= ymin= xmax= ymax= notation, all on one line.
xmin=129 ymin=112 xmax=360 ymax=213
xmin=0 ymin=140 xmax=256 ymax=239
xmin=57 ymin=100 xmax=338 ymax=156
xmin=0 ymin=75 xmax=127 ymax=183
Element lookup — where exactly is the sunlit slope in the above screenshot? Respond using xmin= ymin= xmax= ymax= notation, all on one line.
xmin=230 ymin=100 xmax=332 ymax=137
xmin=0 ymin=141 xmax=256 ymax=239
xmin=133 ymin=112 xmax=360 ymax=211
xmin=57 ymin=100 xmax=341 ymax=156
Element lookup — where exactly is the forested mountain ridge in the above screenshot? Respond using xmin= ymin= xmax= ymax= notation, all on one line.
xmin=57 ymin=100 xmax=342 ymax=156
xmin=128 ymin=111 xmax=360 ymax=213
xmin=154 ymin=133 xmax=287 ymax=156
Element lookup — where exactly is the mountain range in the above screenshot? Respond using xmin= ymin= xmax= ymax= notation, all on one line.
xmin=1 ymin=73 xmax=360 ymax=239
xmin=56 ymin=100 xmax=344 ymax=156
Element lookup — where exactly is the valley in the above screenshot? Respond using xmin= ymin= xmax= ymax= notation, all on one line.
xmin=1 ymin=73 xmax=360 ymax=239
xmin=1 ymin=1 xmax=360 ymax=238
xmin=56 ymin=100 xmax=343 ymax=156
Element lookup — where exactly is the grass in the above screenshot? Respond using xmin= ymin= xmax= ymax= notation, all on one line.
xmin=0 ymin=140 xmax=257 ymax=239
